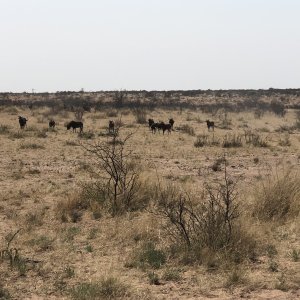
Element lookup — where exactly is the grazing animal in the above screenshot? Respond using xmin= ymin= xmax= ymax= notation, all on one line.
xmin=169 ymin=118 xmax=175 ymax=129
xmin=151 ymin=123 xmax=158 ymax=133
xmin=148 ymin=118 xmax=155 ymax=129
xmin=162 ymin=123 xmax=172 ymax=135
xmin=206 ymin=120 xmax=215 ymax=131
xmin=156 ymin=122 xmax=165 ymax=132
xmin=18 ymin=116 xmax=27 ymax=129
xmin=109 ymin=120 xmax=115 ymax=133
xmin=66 ymin=121 xmax=83 ymax=133
xmin=49 ymin=120 xmax=56 ymax=128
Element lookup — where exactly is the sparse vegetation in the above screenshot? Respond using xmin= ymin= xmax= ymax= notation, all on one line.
xmin=253 ymin=171 xmax=300 ymax=221
xmin=70 ymin=277 xmax=129 ymax=300
xmin=0 ymin=97 xmax=299 ymax=299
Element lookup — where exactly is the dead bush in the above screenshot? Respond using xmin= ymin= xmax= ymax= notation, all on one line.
xmin=82 ymin=131 xmax=144 ymax=216
xmin=153 ymin=165 xmax=256 ymax=264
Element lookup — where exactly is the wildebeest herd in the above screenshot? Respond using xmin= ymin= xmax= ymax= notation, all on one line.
xmin=17 ymin=115 xmax=216 ymax=134
xmin=148 ymin=118 xmax=174 ymax=135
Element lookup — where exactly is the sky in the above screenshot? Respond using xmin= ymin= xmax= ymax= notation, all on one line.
xmin=0 ymin=0 xmax=300 ymax=92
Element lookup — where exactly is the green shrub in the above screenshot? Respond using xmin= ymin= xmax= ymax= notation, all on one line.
xmin=137 ymin=242 xmax=166 ymax=269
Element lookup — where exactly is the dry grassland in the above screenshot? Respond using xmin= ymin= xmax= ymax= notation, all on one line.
xmin=0 ymin=105 xmax=299 ymax=299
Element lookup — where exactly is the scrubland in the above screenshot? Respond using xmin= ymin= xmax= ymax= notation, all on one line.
xmin=0 ymin=95 xmax=300 ymax=299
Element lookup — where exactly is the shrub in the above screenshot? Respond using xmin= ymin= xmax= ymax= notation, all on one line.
xmin=225 ymin=269 xmax=246 ymax=288
xmin=253 ymin=171 xmax=300 ymax=221
xmin=194 ymin=134 xmax=220 ymax=148
xmin=70 ymin=277 xmax=129 ymax=300
xmin=244 ymin=130 xmax=268 ymax=147
xmin=106 ymin=110 xmax=118 ymax=117
xmin=82 ymin=132 xmax=143 ymax=216
xmin=133 ymin=109 xmax=147 ymax=124
xmin=78 ymin=131 xmax=95 ymax=139
xmin=9 ymin=131 xmax=26 ymax=139
xmin=278 ymin=134 xmax=291 ymax=146
xmin=137 ymin=242 xmax=166 ymax=269
xmin=0 ymin=284 xmax=10 ymax=299
xmin=19 ymin=143 xmax=45 ymax=150
xmin=253 ymin=108 xmax=264 ymax=119
xmin=222 ymin=134 xmax=243 ymax=148
xmin=268 ymin=260 xmax=279 ymax=272
xmin=35 ymin=130 xmax=48 ymax=138
xmin=0 ymin=124 xmax=10 ymax=134
xmin=178 ymin=124 xmax=195 ymax=136
xmin=154 ymin=165 xmax=257 ymax=265
xmin=162 ymin=268 xmax=182 ymax=282
xmin=147 ymin=272 xmax=160 ymax=285
xmin=270 ymin=99 xmax=286 ymax=117
xmin=290 ymin=249 xmax=300 ymax=262
xmin=211 ymin=157 xmax=226 ymax=172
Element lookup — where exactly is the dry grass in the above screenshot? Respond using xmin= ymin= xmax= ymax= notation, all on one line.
xmin=0 ymin=105 xmax=299 ymax=299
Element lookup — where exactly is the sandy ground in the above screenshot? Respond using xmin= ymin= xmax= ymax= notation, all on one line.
xmin=0 ymin=106 xmax=299 ymax=299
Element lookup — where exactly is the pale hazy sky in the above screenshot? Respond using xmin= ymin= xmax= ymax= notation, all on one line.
xmin=1 ymin=0 xmax=299 ymax=92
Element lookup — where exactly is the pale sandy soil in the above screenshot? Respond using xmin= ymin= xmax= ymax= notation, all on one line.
xmin=0 ymin=106 xmax=299 ymax=299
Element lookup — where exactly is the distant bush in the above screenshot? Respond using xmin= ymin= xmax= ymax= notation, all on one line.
xmin=222 ymin=134 xmax=243 ymax=148
xmin=194 ymin=134 xmax=220 ymax=147
xmin=0 ymin=124 xmax=10 ymax=135
xmin=106 ymin=110 xmax=118 ymax=118
xmin=133 ymin=108 xmax=147 ymax=124
xmin=78 ymin=131 xmax=95 ymax=139
xmin=244 ymin=130 xmax=268 ymax=147
xmin=270 ymin=99 xmax=286 ymax=117
xmin=178 ymin=124 xmax=195 ymax=136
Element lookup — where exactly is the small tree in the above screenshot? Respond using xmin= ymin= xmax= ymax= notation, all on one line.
xmin=113 ymin=89 xmax=127 ymax=108
xmin=83 ymin=131 xmax=140 ymax=215
xmin=74 ymin=107 xmax=84 ymax=121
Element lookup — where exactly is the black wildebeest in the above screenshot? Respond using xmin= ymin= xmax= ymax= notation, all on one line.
xmin=108 ymin=120 xmax=115 ymax=133
xmin=148 ymin=118 xmax=155 ymax=129
xmin=49 ymin=120 xmax=56 ymax=128
xmin=18 ymin=116 xmax=27 ymax=129
xmin=162 ymin=123 xmax=172 ymax=135
xmin=206 ymin=120 xmax=215 ymax=131
xmin=67 ymin=121 xmax=83 ymax=133
xmin=169 ymin=118 xmax=175 ymax=129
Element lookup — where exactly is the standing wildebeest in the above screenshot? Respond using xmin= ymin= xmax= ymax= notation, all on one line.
xmin=67 ymin=121 xmax=83 ymax=133
xmin=148 ymin=118 xmax=155 ymax=129
xmin=162 ymin=123 xmax=172 ymax=135
xmin=169 ymin=118 xmax=175 ymax=129
xmin=151 ymin=123 xmax=158 ymax=133
xmin=49 ymin=120 xmax=56 ymax=128
xmin=206 ymin=120 xmax=215 ymax=131
xmin=156 ymin=122 xmax=165 ymax=133
xmin=18 ymin=116 xmax=27 ymax=129
xmin=108 ymin=120 xmax=115 ymax=133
